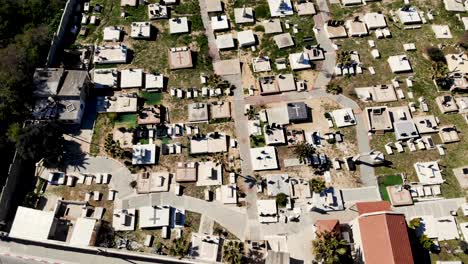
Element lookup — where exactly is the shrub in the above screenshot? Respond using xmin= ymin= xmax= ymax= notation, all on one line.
xmin=254 ymin=25 xmax=265 ymax=32
xmin=130 ymin=180 xmax=137 ymax=189
xmin=276 ymin=193 xmax=288 ymax=207
xmin=425 ymin=46 xmax=445 ymax=62
xmin=255 ymin=4 xmax=270 ymax=19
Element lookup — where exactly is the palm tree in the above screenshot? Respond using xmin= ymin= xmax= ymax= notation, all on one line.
xmin=309 ymin=178 xmax=326 ymax=194
xmin=245 ymin=107 xmax=258 ymax=120
xmin=431 ymin=61 xmax=449 ymax=80
xmin=168 ymin=238 xmax=189 ymax=259
xmin=337 ymin=50 xmax=352 ymax=66
xmin=326 ymin=83 xmax=343 ymax=95
xmin=293 ymin=143 xmax=315 ymax=163
xmin=223 ymin=240 xmax=244 ymax=264
xmin=312 ymin=231 xmax=350 ymax=264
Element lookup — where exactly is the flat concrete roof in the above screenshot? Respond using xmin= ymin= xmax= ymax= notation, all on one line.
xmin=332 ymin=108 xmax=356 ymax=128
xmin=324 ymin=24 xmax=348 ymax=39
xmin=216 ymin=33 xmax=235 ymax=49
xmin=137 ymin=171 xmax=170 ymax=193
xmin=10 ymin=207 xmax=54 ymax=242
xmin=190 ymin=233 xmax=219 ymax=262
xmin=145 ymin=73 xmax=164 ymax=89
xmin=169 ymin=17 xmax=189 ymax=34
xmin=93 ymin=68 xmax=118 ymax=89
xmin=69 ymin=217 xmax=97 ymax=247
xmin=206 ymin=0 xmax=222 ymax=12
xmin=176 ymin=162 xmax=197 ymax=182
xmin=453 ymin=166 xmax=468 ymax=189
xmin=432 ymin=25 xmax=452 ymax=39
xmin=252 ymin=56 xmax=271 ymax=73
xmin=132 ymin=143 xmax=157 ymax=165
xmin=257 ymin=199 xmax=278 ymax=223
xmin=148 ymin=4 xmax=168 ymax=19
xmin=365 ymin=106 xmax=393 ymax=132
xmin=234 ymin=7 xmax=254 ymax=24
xmin=398 ymin=7 xmax=422 ymax=24
xmin=439 ymin=125 xmax=460 ymax=143
xmin=444 ymin=0 xmax=466 ymax=12
xmin=265 ymin=174 xmax=290 ymax=196
xmin=190 ymin=133 xmax=228 ymax=154
xmin=355 ymin=85 xmax=397 ymax=103
xmin=264 ymin=125 xmax=286 ymax=145
xmin=94 ymin=45 xmax=128 ymax=64
xmin=131 ymin=22 xmax=151 ymax=38
xmin=250 ymin=146 xmax=279 ymax=171
xmin=96 ymin=96 xmax=138 ymax=113
xmin=296 ymin=1 xmax=316 ymax=16
xmin=387 ymin=55 xmax=412 ymax=73
xmin=262 ymin=19 xmax=283 ymax=34
xmin=168 ymin=47 xmax=193 ymax=69
xmin=139 ymin=205 xmax=170 ymax=228
xmin=363 ymin=12 xmax=387 ymax=29
xmin=414 ymin=161 xmax=443 ymax=185
xmin=218 ymin=184 xmax=238 ymax=204
xmin=197 ymin=161 xmax=223 ymax=186
xmin=237 ymin=30 xmax=256 ymax=47
xmin=210 ymin=101 xmax=231 ymax=119
xmin=268 ymin=0 xmax=293 ymax=17
xmin=103 ymin=26 xmax=122 ymax=41
xmin=211 ymin=15 xmax=229 ymax=31
xmin=273 ymin=33 xmax=294 ymax=49
xmin=413 ymin=115 xmax=439 ymax=134
xmin=436 ymin=95 xmax=459 ymax=113
xmin=120 ymin=69 xmax=143 ymax=88
xmin=393 ymin=120 xmax=419 ymax=141
xmin=289 ymin=52 xmax=311 ymax=70
xmin=346 ymin=20 xmax=368 ymax=37
xmin=446 ymin=53 xmax=468 ymax=74
xmin=188 ymin=102 xmax=209 ymax=122
xmin=266 ymin=105 xmax=290 ymax=125
xmin=113 ymin=208 xmax=136 ymax=231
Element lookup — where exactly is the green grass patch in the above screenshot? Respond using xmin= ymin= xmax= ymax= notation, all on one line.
xmin=90 ymin=113 xmax=116 ymax=155
xmin=140 ymin=91 xmax=162 ymax=105
xmin=430 ymin=239 xmax=468 ymax=263
xmin=115 ymin=113 xmax=137 ymax=128
xmin=378 ymin=175 xmax=403 ymax=201
xmin=209 ymin=118 xmax=231 ymax=124
xmin=250 ymin=134 xmax=266 ymax=148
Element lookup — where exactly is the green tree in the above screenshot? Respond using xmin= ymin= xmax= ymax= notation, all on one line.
xmin=276 ymin=193 xmax=288 ymax=207
xmin=409 ymin=218 xmax=421 ymax=229
xmin=293 ymin=143 xmax=315 ymax=163
xmin=337 ymin=50 xmax=352 ymax=66
xmin=431 ymin=61 xmax=449 ymax=81
xmin=223 ymin=240 xmax=244 ymax=264
xmin=168 ymin=238 xmax=189 ymax=259
xmin=326 ymin=83 xmax=343 ymax=95
xmin=16 ymin=121 xmax=64 ymax=168
xmin=312 ymin=231 xmax=350 ymax=264
xmin=309 ymin=178 xmax=326 ymax=194
xmin=419 ymin=235 xmax=434 ymax=251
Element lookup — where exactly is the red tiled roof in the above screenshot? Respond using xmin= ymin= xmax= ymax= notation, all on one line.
xmin=358 ymin=212 xmax=414 ymax=264
xmin=356 ymin=201 xmax=391 ymax=215
xmin=315 ymin=219 xmax=340 ymax=235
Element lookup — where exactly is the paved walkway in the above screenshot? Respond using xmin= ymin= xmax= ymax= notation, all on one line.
xmin=121 ymin=191 xmax=248 ymax=240
xmin=198 ymin=0 xmax=220 ymax=62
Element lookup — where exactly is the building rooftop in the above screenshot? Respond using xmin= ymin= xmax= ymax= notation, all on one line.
xmin=103 ymin=26 xmax=122 ymax=41
xmin=398 ymin=7 xmax=422 ymax=24
xmin=436 ymin=95 xmax=459 ymax=114
xmin=197 ymin=161 xmax=223 ymax=186
xmin=218 ymin=184 xmax=238 ymax=204
xmin=145 ymin=73 xmax=164 ymax=90
xmin=432 ymin=25 xmax=453 ymax=39
xmin=93 ymin=68 xmax=118 ymax=89
xmin=94 ymin=45 xmax=128 ymax=64
xmin=139 ymin=205 xmax=171 ymax=228
xmin=393 ymin=120 xmax=419 ymax=141
xmin=273 ymin=33 xmax=294 ymax=49
xmin=453 ymin=166 xmax=468 ymax=189
xmin=289 ymin=52 xmax=311 ymax=70
xmin=113 ymin=208 xmax=136 ymax=231
xmin=216 ymin=33 xmax=235 ymax=50
xmin=131 ymin=22 xmax=151 ymax=38
xmin=257 ymin=199 xmax=278 ymax=223
xmin=253 ymin=56 xmax=272 ymax=73
xmin=267 ymin=0 xmax=293 ymax=17
xmin=69 ymin=217 xmax=98 ymax=247
xmin=206 ymin=0 xmax=223 ymax=12
xmin=324 ymin=22 xmax=348 ymax=39
xmin=446 ymin=53 xmax=468 ymax=74
xmin=168 ymin=47 xmax=193 ymax=69
xmin=120 ymin=69 xmax=143 ymax=88
xmin=132 ymin=143 xmax=157 ymax=165
xmin=190 ymin=234 xmax=219 ymax=262
xmin=237 ymin=30 xmax=256 ymax=47
xmin=234 ymin=7 xmax=254 ymax=24
xmin=10 ymin=206 xmax=55 ymax=242
xmin=303 ymin=45 xmax=325 ymax=61
xmin=96 ymin=96 xmax=138 ymax=113
xmin=121 ymin=0 xmax=137 ymax=6
xmin=332 ymin=108 xmax=356 ymax=128
xmin=414 ymin=161 xmax=443 ymax=184
xmin=346 ymin=19 xmax=368 ymax=37
xmin=356 ymin=211 xmax=414 ymax=264
xmin=176 ymin=162 xmax=197 ymax=182
xmin=296 ymin=1 xmax=316 ymax=15
xmin=287 ymin=102 xmax=308 ymax=122
xmin=190 ymin=133 xmax=228 ymax=154
xmin=387 ymin=55 xmax=412 ymax=73
xmin=137 ymin=171 xmax=170 ymax=193
xmin=188 ymin=102 xmax=209 ymax=123
xmin=148 ymin=3 xmax=168 ymax=19
xmin=250 ymin=146 xmax=279 ymax=171
xmin=355 ymin=85 xmax=397 ymax=103
xmin=262 ymin=19 xmax=283 ymax=34
xmin=365 ymin=106 xmax=393 ymax=132
xmin=265 ymin=174 xmax=290 ymax=196
xmin=387 ymin=185 xmax=413 ymax=206
xmin=211 ymin=15 xmax=230 ymax=31
xmin=444 ymin=0 xmax=467 ymax=12
xmin=169 ymin=17 xmax=189 ymax=34
xmin=413 ymin=115 xmax=439 ymax=134
xmin=266 ymin=105 xmax=290 ymax=125
xmin=363 ymin=12 xmax=387 ymax=29
xmin=439 ymin=125 xmax=460 ymax=143
xmin=264 ymin=124 xmax=286 ymax=145
xmin=210 ymin=101 xmax=231 ymax=119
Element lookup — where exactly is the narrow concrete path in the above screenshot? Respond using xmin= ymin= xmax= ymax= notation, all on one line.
xmin=198 ymin=0 xmax=220 ymax=61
